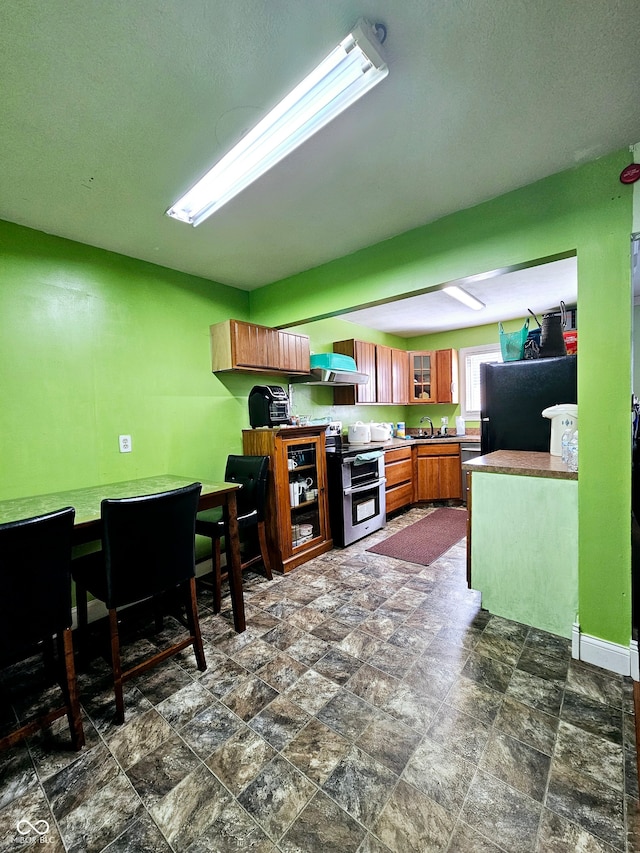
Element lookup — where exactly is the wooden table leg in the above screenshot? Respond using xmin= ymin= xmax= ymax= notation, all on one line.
xmin=224 ymin=491 xmax=246 ymax=633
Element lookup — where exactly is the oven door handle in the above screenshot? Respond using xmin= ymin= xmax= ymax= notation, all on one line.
xmin=343 ymin=478 xmax=386 ymax=496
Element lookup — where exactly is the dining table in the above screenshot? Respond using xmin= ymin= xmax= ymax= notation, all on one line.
xmin=0 ymin=474 xmax=246 ymax=633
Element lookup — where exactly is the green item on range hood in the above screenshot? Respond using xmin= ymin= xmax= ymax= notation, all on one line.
xmin=290 ymin=352 xmax=369 ymax=385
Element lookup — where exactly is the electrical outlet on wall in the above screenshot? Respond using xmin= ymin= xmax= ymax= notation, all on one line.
xmin=119 ymin=434 xmax=132 ymax=453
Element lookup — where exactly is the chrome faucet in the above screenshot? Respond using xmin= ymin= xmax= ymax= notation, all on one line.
xmin=418 ymin=415 xmax=434 ymax=438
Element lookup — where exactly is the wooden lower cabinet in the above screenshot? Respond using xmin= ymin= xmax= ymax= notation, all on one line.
xmin=415 ymin=444 xmax=462 ymax=501
xmin=242 ymin=426 xmax=332 ymax=573
xmin=384 ymin=446 xmax=413 ymax=514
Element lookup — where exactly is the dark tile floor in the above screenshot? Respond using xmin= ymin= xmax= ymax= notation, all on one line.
xmin=2 ymin=506 xmax=640 ymax=852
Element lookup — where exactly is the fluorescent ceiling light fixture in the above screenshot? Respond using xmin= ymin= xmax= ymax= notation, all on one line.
xmin=166 ymin=18 xmax=388 ymax=226
xmin=442 ymin=286 xmax=486 ymax=310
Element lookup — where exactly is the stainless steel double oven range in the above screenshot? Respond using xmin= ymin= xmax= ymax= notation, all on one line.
xmin=325 ymin=435 xmax=386 ymax=547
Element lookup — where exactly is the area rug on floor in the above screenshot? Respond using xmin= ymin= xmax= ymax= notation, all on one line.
xmin=367 ymin=507 xmax=468 ymax=566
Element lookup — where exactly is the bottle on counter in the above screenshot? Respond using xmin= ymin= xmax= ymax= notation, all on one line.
xmin=561 ymin=427 xmax=575 ymax=463
xmin=567 ymin=430 xmax=578 ymax=472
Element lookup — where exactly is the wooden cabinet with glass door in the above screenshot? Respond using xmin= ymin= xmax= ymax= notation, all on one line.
xmin=408 ymin=349 xmax=459 ymax=404
xmin=242 ymin=426 xmax=332 ymax=573
xmin=409 ymin=351 xmax=435 ymax=402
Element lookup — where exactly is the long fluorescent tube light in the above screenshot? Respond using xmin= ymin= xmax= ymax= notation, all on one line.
xmin=166 ymin=18 xmax=388 ymax=226
xmin=442 ymin=286 xmax=486 ymax=311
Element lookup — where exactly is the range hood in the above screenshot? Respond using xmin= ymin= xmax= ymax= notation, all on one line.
xmin=292 ymin=367 xmax=369 ymax=386
xmin=289 ymin=352 xmax=369 ymax=386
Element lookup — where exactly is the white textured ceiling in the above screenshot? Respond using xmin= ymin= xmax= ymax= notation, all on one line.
xmin=0 ymin=0 xmax=639 ymax=297
xmin=341 ymin=256 xmax=578 ymax=337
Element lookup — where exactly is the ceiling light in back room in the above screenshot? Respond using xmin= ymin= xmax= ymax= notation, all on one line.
xmin=442 ymin=285 xmax=486 ymax=310
xmin=166 ymin=18 xmax=388 ymax=227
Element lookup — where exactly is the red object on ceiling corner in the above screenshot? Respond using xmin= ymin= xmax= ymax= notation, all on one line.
xmin=620 ymin=162 xmax=640 ymax=184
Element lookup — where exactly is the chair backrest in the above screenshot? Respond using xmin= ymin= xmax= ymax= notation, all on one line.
xmin=101 ymin=482 xmax=201 ymax=609
xmin=224 ymin=455 xmax=269 ymax=521
xmin=0 ymin=507 xmax=75 ymax=656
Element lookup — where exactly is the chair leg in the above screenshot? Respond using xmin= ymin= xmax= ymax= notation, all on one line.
xmin=59 ymin=628 xmax=85 ymax=750
xmin=257 ymin=521 xmax=273 ymax=580
xmin=213 ymin=537 xmax=222 ymax=613
xmin=108 ymin=609 xmax=125 ymax=724
xmin=185 ymin=578 xmax=206 ymax=672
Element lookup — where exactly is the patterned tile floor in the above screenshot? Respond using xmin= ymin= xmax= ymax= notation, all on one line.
xmin=1 ymin=506 xmax=640 ymax=852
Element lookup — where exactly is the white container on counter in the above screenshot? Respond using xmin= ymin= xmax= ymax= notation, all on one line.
xmin=541 ymin=404 xmax=578 ymax=456
xmin=369 ymin=422 xmax=392 ymax=441
xmin=348 ymin=422 xmax=371 ymax=443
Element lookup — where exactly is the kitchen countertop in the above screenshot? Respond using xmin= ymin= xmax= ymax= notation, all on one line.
xmin=462 ymin=449 xmax=577 ymax=480
xmin=380 ymin=435 xmax=480 ymax=450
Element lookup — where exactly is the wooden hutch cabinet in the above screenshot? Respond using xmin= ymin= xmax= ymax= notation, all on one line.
xmin=242 ymin=426 xmax=332 ymax=573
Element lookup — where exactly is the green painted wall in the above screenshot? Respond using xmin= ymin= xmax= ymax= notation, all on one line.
xmin=1 ymin=149 xmax=634 ymax=651
xmin=0 ymin=220 xmax=251 ymax=499
xmin=250 ymin=150 xmax=634 ymax=649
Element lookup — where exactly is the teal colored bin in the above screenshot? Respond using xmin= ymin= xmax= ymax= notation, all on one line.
xmin=310 ymin=353 xmax=358 ymax=372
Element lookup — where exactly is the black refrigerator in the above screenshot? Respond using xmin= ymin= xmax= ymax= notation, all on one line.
xmin=480 ymin=356 xmax=577 ymax=454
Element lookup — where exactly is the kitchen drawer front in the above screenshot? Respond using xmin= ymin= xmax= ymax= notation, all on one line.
xmin=385 ymin=447 xmax=412 ymax=464
xmin=385 ymin=459 xmax=413 ymax=489
xmin=386 ymin=482 xmax=413 ymax=514
xmin=416 ymin=444 xmax=460 ymax=458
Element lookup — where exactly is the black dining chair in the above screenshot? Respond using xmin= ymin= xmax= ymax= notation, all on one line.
xmin=72 ymin=482 xmax=206 ymax=724
xmin=0 ymin=506 xmax=85 ymax=751
xmin=196 ymin=455 xmax=272 ymax=613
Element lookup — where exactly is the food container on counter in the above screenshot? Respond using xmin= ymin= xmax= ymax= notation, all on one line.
xmin=348 ymin=422 xmax=371 ymax=443
xmin=369 ymin=422 xmax=392 ymax=441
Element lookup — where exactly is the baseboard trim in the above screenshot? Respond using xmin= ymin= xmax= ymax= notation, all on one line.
xmin=631 ymin=640 xmax=639 ymax=681
xmin=577 ymin=630 xmax=631 ymax=676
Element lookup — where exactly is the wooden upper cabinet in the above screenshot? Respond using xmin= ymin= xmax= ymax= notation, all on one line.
xmin=376 ymin=345 xmax=393 ymax=404
xmin=233 ymin=321 xmax=279 ymax=370
xmin=408 ymin=349 xmax=459 ymax=404
xmin=435 ymin=349 xmax=459 ymax=404
xmin=391 ymin=348 xmax=409 ymax=404
xmin=332 ymin=340 xmax=410 ymax=405
xmin=210 ymin=319 xmax=310 ymax=375
xmin=333 ymin=339 xmax=377 ymax=405
xmin=278 ymin=330 xmax=310 ymax=374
